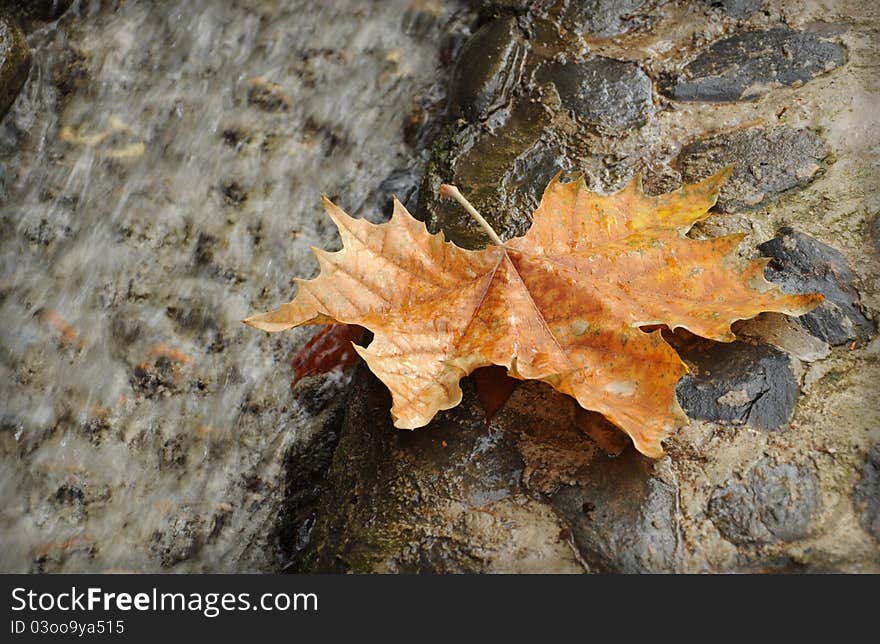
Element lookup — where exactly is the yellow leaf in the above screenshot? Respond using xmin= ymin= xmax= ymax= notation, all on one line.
xmin=245 ymin=169 xmax=821 ymax=457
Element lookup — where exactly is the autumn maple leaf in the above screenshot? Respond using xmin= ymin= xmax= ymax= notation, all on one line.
xmin=245 ymin=169 xmax=821 ymax=457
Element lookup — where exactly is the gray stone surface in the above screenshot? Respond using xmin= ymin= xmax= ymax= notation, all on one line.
xmin=676 ymin=340 xmax=799 ymax=429
xmin=677 ymin=125 xmax=826 ymax=212
xmin=708 ymin=458 xmax=820 ymax=545
xmin=449 ymin=17 xmax=526 ymax=122
xmin=536 ymin=57 xmax=653 ymax=131
xmin=552 ymin=450 xmax=679 ymax=573
xmin=373 ymin=166 xmax=421 ymax=219
xmin=759 ymin=228 xmax=874 ymax=345
xmin=0 ymin=14 xmax=29 ymax=119
xmin=701 ymin=0 xmax=763 ymax=18
xmin=661 ymin=27 xmax=845 ymax=102
xmin=855 ymin=443 xmax=880 ymax=541
xmin=558 ymin=0 xmax=648 ymax=37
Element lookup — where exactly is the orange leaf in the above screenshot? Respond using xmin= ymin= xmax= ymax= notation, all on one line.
xmin=245 ymin=169 xmax=821 ymax=457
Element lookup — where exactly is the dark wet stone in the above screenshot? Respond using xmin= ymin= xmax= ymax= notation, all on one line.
xmin=276 ymin=382 xmax=346 ymax=571
xmin=502 ymin=143 xmax=570 ymax=208
xmin=1 ymin=1 xmax=72 ymax=22
xmin=701 ymin=0 xmax=763 ymax=18
xmin=418 ymin=97 xmax=549 ymax=248
xmin=676 ymin=340 xmax=798 ymax=429
xmin=552 ymin=450 xmax=678 ymax=573
xmin=373 ymin=167 xmax=420 ymax=219
xmin=661 ymin=27 xmax=844 ymax=102
xmin=759 ymin=227 xmax=873 ymax=345
xmin=871 ymin=215 xmax=880 ymax=252
xmin=536 ymin=57 xmax=653 ymax=131
xmin=449 ymin=17 xmax=526 ymax=122
xmin=708 ymin=457 xmax=820 ymax=545
xmin=855 ymin=443 xmax=880 ymax=541
xmin=677 ymin=125 xmax=826 ymax=212
xmin=0 ymin=15 xmax=30 ymax=119
xmin=558 ymin=0 xmax=648 ymax=38
xmin=302 ymin=366 xmax=581 ymax=572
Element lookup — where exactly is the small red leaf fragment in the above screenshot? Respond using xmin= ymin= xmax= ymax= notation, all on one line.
xmin=473 ymin=365 xmax=520 ymax=420
xmin=291 ymin=324 xmax=364 ymax=385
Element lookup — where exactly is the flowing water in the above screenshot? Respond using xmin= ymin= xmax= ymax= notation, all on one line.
xmin=0 ymin=0 xmax=468 ymax=572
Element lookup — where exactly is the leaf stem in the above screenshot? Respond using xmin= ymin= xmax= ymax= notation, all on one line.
xmin=439 ymin=184 xmax=504 ymax=247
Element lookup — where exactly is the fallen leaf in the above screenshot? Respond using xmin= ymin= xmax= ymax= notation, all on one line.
xmin=245 ymin=169 xmax=821 ymax=457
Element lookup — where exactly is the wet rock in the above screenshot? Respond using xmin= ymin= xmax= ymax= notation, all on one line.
xmin=708 ymin=457 xmax=820 ymax=545
xmin=558 ymin=0 xmax=648 ymax=38
xmin=418 ymin=97 xmax=549 ymax=247
xmin=0 ymin=14 xmax=30 ymax=119
xmin=303 ymin=366 xmax=583 ymax=573
xmin=2 ymin=1 xmax=73 ymax=22
xmin=759 ymin=227 xmax=873 ymax=345
xmin=661 ymin=27 xmax=845 ymax=102
xmin=502 ymin=143 xmax=570 ymax=209
xmin=536 ymin=57 xmax=653 ymax=131
xmin=675 ymin=339 xmax=798 ymax=429
xmin=552 ymin=450 xmax=679 ymax=573
xmin=855 ymin=443 xmax=880 ymax=541
xmin=448 ymin=17 xmax=526 ymax=122
xmin=701 ymin=0 xmax=763 ymax=18
xmin=734 ymin=313 xmax=830 ymax=363
xmin=373 ymin=167 xmax=420 ymax=219
xmin=276 ymin=382 xmax=346 ymax=571
xmin=676 ymin=125 xmax=826 ymax=212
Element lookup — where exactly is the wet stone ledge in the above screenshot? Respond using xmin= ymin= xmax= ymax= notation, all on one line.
xmin=0 ymin=13 xmax=30 ymax=119
xmin=676 ymin=125 xmax=827 ymax=213
xmin=535 ymin=57 xmax=654 ymax=131
xmin=660 ymin=27 xmax=845 ymax=102
xmin=759 ymin=228 xmax=874 ymax=346
xmin=448 ymin=16 xmax=526 ymax=123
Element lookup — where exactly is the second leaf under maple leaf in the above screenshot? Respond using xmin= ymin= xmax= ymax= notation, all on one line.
xmin=245 ymin=168 xmax=821 ymax=457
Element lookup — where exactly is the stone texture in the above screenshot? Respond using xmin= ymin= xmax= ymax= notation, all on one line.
xmin=552 ymin=450 xmax=679 ymax=573
xmin=448 ymin=17 xmax=526 ymax=122
xmin=536 ymin=57 xmax=653 ymax=131
xmin=759 ymin=228 xmax=874 ymax=345
xmin=0 ymin=14 xmax=30 ymax=119
xmin=676 ymin=339 xmax=799 ymax=429
xmin=372 ymin=167 xmax=420 ymax=220
xmin=1 ymin=1 xmax=73 ymax=22
xmin=557 ymin=0 xmax=648 ymax=37
xmin=708 ymin=458 xmax=821 ymax=545
xmin=855 ymin=443 xmax=880 ymax=541
xmin=418 ymin=97 xmax=549 ymax=247
xmin=677 ymin=126 xmax=826 ymax=212
xmin=661 ymin=27 xmax=845 ymax=102
xmin=501 ymin=143 xmax=570 ymax=209
xmin=304 ymin=367 xmax=584 ymax=573
xmin=701 ymin=0 xmax=763 ymax=18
